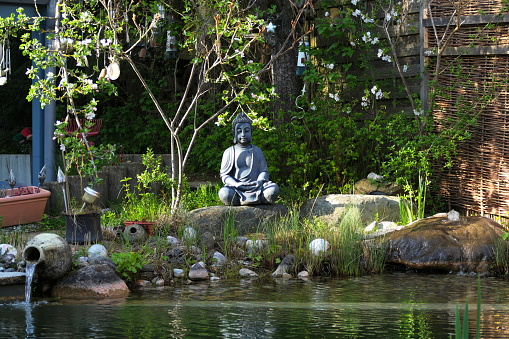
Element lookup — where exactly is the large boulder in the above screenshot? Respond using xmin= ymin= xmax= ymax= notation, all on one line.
xmin=186 ymin=204 xmax=288 ymax=237
xmin=384 ymin=216 xmax=505 ymax=273
xmin=300 ymin=194 xmax=400 ymax=226
xmin=52 ymin=264 xmax=129 ymax=298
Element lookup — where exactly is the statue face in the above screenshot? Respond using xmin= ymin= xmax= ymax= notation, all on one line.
xmin=235 ymin=122 xmax=252 ymax=145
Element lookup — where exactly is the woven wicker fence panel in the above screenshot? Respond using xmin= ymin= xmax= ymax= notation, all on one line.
xmin=433 ymin=55 xmax=509 ymax=215
xmin=429 ymin=0 xmax=507 ymax=18
xmin=427 ymin=24 xmax=509 ymax=48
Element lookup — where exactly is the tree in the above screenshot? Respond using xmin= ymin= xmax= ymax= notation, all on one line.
xmin=0 ymin=0 xmax=311 ymax=211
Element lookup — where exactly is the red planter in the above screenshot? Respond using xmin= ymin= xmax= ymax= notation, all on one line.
xmin=0 ymin=186 xmax=51 ymax=227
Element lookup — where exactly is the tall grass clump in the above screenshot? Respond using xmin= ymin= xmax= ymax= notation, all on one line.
xmin=492 ymin=236 xmax=509 ymax=275
xmin=326 ymin=206 xmax=365 ymax=276
xmin=399 ymin=173 xmax=428 ymax=225
xmin=261 ymin=206 xmax=388 ymax=276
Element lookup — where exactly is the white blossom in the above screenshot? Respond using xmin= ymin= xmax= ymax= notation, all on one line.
xmin=352 ymin=9 xmax=362 ymax=17
xmin=85 ymin=112 xmax=96 ymax=120
xmin=351 ymin=0 xmax=359 ymax=5
xmin=325 ymin=11 xmax=330 ymax=17
xmin=361 ymin=101 xmax=368 ymax=107
xmin=78 ymin=38 xmax=92 ymax=45
xmin=100 ymin=39 xmax=112 ymax=47
xmin=403 ymin=65 xmax=408 ymax=72
xmin=414 ymin=109 xmax=424 ymax=116
xmin=0 ymin=77 xmax=6 ymax=86
xmin=310 ymin=103 xmax=317 ymax=111
xmin=60 ymin=144 xmax=66 ymax=151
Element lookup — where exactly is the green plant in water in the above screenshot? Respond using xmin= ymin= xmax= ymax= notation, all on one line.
xmin=452 ymin=275 xmax=481 ymax=339
xmin=111 ymin=251 xmax=148 ymax=283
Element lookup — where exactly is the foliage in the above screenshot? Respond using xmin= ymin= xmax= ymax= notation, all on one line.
xmin=180 ymin=182 xmax=223 ymax=211
xmin=452 ymin=275 xmax=481 ymax=339
xmin=111 ymin=251 xmax=148 ymax=283
xmin=399 ymin=173 xmax=428 ymax=225
xmin=120 ymin=148 xmax=172 ymax=222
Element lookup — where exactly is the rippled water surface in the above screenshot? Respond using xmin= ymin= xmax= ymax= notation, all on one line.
xmin=3 ymin=272 xmax=509 ymax=338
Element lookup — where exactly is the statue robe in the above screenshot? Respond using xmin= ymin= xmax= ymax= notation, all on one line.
xmin=220 ymin=144 xmax=272 ymax=205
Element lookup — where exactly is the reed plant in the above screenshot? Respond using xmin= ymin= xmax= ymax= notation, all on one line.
xmin=492 ymin=237 xmax=509 ymax=275
xmin=399 ymin=172 xmax=428 ymax=225
xmin=452 ymin=275 xmax=481 ymax=339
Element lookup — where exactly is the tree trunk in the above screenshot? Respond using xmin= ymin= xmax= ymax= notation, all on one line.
xmin=268 ymin=0 xmax=302 ymax=125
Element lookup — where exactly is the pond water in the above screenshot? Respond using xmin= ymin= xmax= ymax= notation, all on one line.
xmin=2 ymin=272 xmax=509 ymax=338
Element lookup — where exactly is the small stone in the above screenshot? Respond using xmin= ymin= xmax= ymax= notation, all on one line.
xmin=282 ymin=273 xmax=292 ymax=279
xmin=210 ymin=276 xmax=221 ymax=282
xmin=167 ymin=236 xmax=179 ymax=246
xmin=239 ymin=268 xmax=258 ymax=277
xmin=212 ymin=252 xmax=227 ymax=267
xmin=88 ymin=244 xmax=107 ymax=257
xmin=297 ymin=271 xmax=309 ymax=278
xmin=189 ymin=261 xmax=209 ymax=281
xmin=0 ymin=244 xmax=17 ymax=258
xmin=272 ymin=255 xmax=295 ymax=277
xmin=448 ymin=209 xmax=460 ymax=221
xmin=136 ymin=280 xmax=151 ymax=287
xmin=151 ymin=277 xmax=165 ymax=286
xmin=367 ymin=172 xmax=384 ymax=181
xmin=173 ymin=268 xmax=184 ymax=278
xmin=309 ymin=238 xmax=329 ymax=255
xmin=88 ymin=255 xmax=116 ymax=271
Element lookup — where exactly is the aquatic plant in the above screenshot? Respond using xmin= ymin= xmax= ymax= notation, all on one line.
xmin=452 ymin=275 xmax=481 ymax=339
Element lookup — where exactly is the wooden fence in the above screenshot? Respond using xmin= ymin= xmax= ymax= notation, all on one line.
xmin=313 ymin=0 xmax=509 ymax=216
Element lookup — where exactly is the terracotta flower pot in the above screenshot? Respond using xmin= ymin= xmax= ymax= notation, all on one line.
xmin=0 ymin=186 xmax=51 ymax=227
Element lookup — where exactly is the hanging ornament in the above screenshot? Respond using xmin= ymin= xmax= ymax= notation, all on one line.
xmin=0 ymin=39 xmax=11 ymax=85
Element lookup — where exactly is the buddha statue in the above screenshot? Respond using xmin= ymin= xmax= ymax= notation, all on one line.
xmin=219 ymin=113 xmax=279 ymax=206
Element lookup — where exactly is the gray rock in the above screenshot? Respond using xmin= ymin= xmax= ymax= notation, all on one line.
xmin=167 ymin=248 xmax=186 ymax=265
xmin=52 ymin=264 xmax=129 ymax=298
xmin=186 ymin=204 xmax=288 ymax=237
xmin=167 ymin=236 xmax=179 ymax=246
xmin=88 ymin=255 xmax=117 ymax=271
xmin=297 ymin=271 xmax=309 ymax=279
xmin=272 ymin=255 xmax=295 ymax=277
xmin=188 ymin=262 xmax=209 ymax=281
xmin=88 ymin=244 xmax=107 ymax=257
xmin=300 ymin=194 xmax=400 ymax=227
xmin=173 ymin=268 xmax=184 ymax=278
xmin=239 ymin=268 xmax=258 ymax=277
xmin=384 ymin=216 xmax=505 ymax=273
xmin=212 ymin=252 xmax=227 ymax=268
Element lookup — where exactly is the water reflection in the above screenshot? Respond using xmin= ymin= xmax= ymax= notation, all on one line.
xmin=2 ymin=273 xmax=509 ymax=338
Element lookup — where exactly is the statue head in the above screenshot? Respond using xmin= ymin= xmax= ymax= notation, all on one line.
xmin=231 ymin=112 xmax=253 ymax=144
